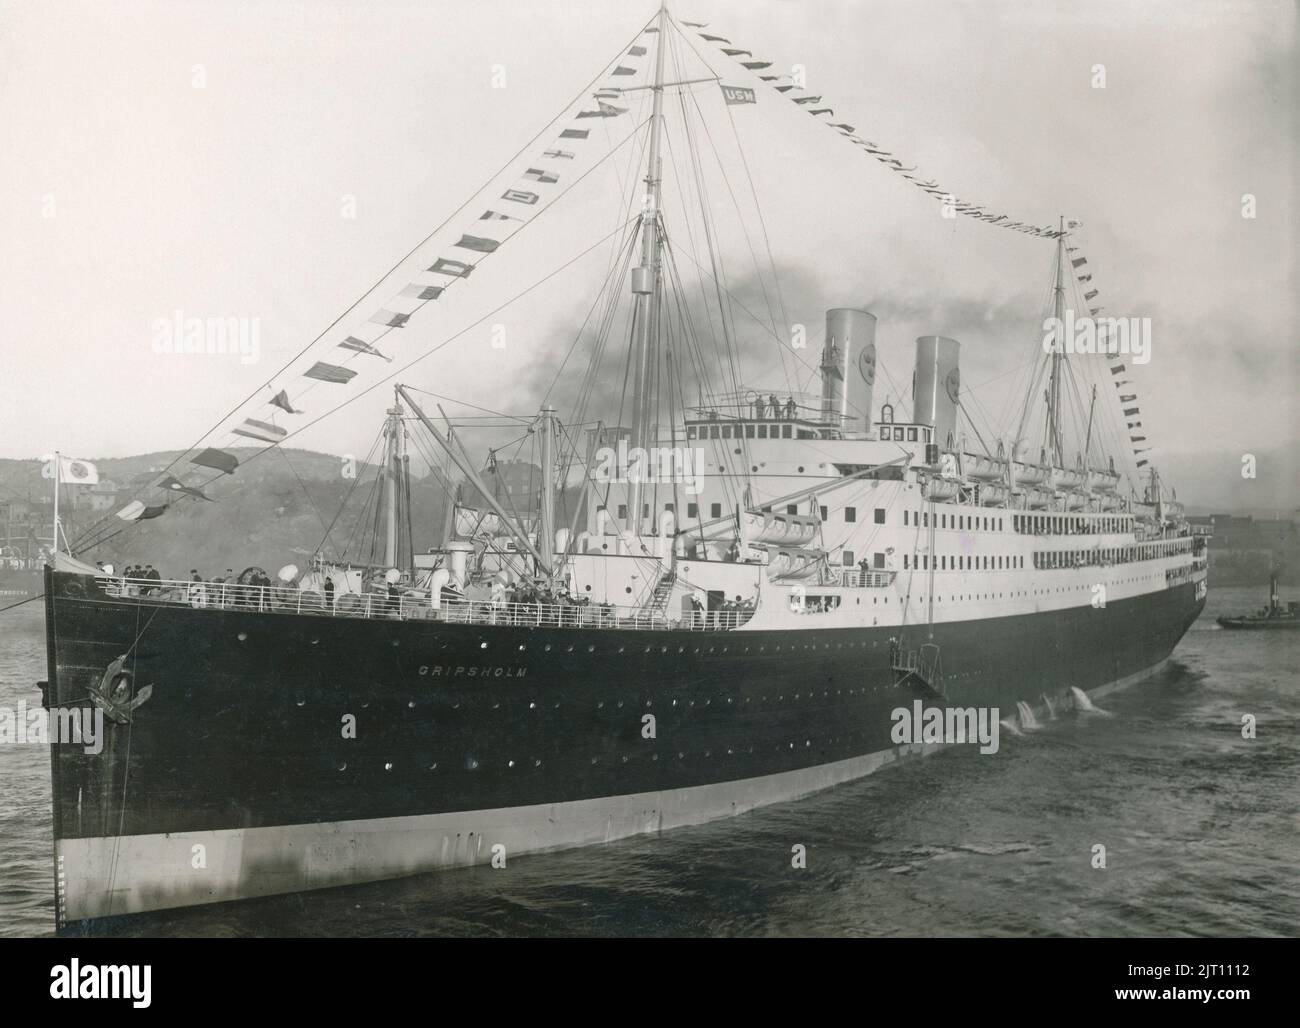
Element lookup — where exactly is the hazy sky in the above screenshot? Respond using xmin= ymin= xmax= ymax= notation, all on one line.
xmin=1 ymin=0 xmax=1295 ymax=505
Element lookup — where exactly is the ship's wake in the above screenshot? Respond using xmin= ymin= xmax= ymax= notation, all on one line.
xmin=1015 ymin=701 xmax=1042 ymax=731
xmin=1070 ymin=686 xmax=1112 ymax=716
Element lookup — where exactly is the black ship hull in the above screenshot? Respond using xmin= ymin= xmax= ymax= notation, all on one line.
xmin=43 ymin=569 xmax=1203 ymax=924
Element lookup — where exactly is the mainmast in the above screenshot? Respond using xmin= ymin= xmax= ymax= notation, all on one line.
xmin=627 ymin=1 xmax=670 ymax=538
xmin=1047 ymin=215 xmax=1066 ymax=467
xmin=383 ymin=394 xmax=405 ymax=568
xmin=538 ymin=405 xmax=557 ymax=576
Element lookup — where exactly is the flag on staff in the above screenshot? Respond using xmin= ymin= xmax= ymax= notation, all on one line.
xmin=49 ymin=456 xmax=99 ymax=484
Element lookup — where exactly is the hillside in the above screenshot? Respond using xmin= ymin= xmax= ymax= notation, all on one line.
xmin=0 ymin=450 xmax=584 ymax=579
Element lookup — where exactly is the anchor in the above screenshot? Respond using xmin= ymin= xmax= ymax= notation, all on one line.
xmin=87 ymin=654 xmax=153 ymax=725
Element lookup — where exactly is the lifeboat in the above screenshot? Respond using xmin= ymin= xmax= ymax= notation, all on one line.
xmin=1089 ymin=467 xmax=1120 ymax=493
xmin=766 ymin=548 xmax=826 ymax=581
xmin=1054 ymin=466 xmax=1086 ymax=490
xmin=977 ymin=482 xmax=1010 ymax=506
xmin=1015 ymin=462 xmax=1052 ymax=487
xmin=964 ymin=453 xmax=1008 ymax=482
xmin=741 ymin=509 xmax=819 ymax=547
xmin=924 ymin=478 xmax=962 ymax=501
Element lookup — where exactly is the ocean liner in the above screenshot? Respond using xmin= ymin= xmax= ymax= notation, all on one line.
xmin=40 ymin=3 xmax=1206 ymax=925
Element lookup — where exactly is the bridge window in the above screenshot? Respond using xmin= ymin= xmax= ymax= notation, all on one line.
xmin=722 ymin=425 xmax=732 ymax=438
xmin=687 ymin=426 xmax=697 ymax=440
xmin=783 ymin=425 xmax=792 ymax=438
xmin=907 ymin=427 xmax=917 ymax=441
xmin=757 ymin=425 xmax=767 ymax=439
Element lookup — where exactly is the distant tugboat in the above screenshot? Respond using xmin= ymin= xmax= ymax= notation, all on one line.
xmin=1217 ymin=570 xmax=1299 ymax=630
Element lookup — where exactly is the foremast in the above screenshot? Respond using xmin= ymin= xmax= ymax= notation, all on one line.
xmin=627 ymin=0 xmax=670 ymax=540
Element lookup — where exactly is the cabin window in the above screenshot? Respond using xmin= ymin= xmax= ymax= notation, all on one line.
xmin=923 ymin=512 xmax=929 ymax=527
xmin=786 ymin=505 xmax=798 ymax=516
xmin=757 ymin=425 xmax=767 ymax=439
xmin=907 ymin=427 xmax=917 ymax=441
xmin=874 ymin=508 xmax=886 ymax=524
xmin=617 ymin=504 xmax=628 ymax=519
xmin=874 ymin=552 xmax=885 ymax=569
xmin=687 ymin=426 xmax=697 ymax=440
xmin=709 ymin=426 xmax=720 ymax=439
xmin=745 ymin=424 xmax=755 ymax=438
xmin=642 ymin=504 xmax=649 ymax=518
xmin=904 ymin=555 xmax=909 ymax=569
xmin=941 ymin=514 xmax=947 ymax=528
xmin=687 ymin=503 xmax=698 ymax=519
xmin=722 ymin=425 xmax=732 ymax=438
xmin=894 ymin=428 xmax=905 ymax=441
xmin=843 ymin=550 xmax=855 ymax=566
xmin=820 ymin=505 xmax=828 ymax=521
xmin=711 ymin=503 xmax=722 ymax=518
xmin=664 ymin=503 xmax=674 ymax=514
xmin=783 ymin=425 xmax=792 ymax=438
xmin=844 ymin=507 xmax=857 ymax=523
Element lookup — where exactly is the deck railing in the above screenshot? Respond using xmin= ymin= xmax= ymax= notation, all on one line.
xmin=837 ymin=569 xmax=897 ymax=589
xmin=94 ymin=576 xmax=754 ymax=631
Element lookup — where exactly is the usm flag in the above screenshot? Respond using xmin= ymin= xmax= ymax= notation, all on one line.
xmin=720 ymin=84 xmax=756 ymax=105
